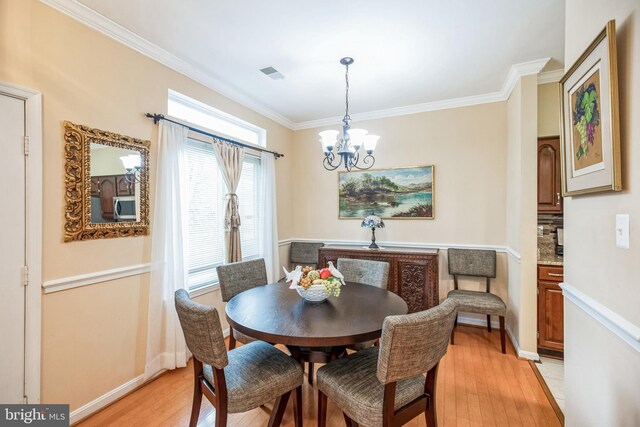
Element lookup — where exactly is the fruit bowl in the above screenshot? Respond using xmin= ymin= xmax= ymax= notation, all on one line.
xmin=296 ymin=284 xmax=330 ymax=303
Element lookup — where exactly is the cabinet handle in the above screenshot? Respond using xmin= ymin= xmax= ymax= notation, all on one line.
xmin=556 ymin=192 xmax=561 ymax=204
xmin=548 ymin=273 xmax=563 ymax=277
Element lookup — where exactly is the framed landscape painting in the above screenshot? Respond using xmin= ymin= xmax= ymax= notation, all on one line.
xmin=338 ymin=165 xmax=434 ymax=219
xmin=560 ymin=20 xmax=621 ymax=196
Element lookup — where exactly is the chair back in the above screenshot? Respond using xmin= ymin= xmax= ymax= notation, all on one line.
xmin=290 ymin=242 xmax=324 ymax=266
xmin=217 ymin=258 xmax=268 ymax=302
xmin=447 ymin=248 xmax=496 ymax=278
xmin=337 ymin=258 xmax=390 ymax=288
xmin=174 ymin=289 xmax=228 ymax=369
xmin=377 ymin=298 xmax=458 ymax=384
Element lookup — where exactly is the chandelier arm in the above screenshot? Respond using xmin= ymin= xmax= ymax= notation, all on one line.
xmin=323 ymin=153 xmax=343 ymax=171
xmin=350 ymin=154 xmax=375 ymax=171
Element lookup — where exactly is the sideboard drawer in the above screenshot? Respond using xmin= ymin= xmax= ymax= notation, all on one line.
xmin=538 ymin=265 xmax=564 ymax=282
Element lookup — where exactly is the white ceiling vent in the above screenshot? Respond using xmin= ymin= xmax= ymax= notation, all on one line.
xmin=260 ymin=66 xmax=285 ymax=80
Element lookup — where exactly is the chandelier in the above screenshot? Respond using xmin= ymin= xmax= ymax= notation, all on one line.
xmin=120 ymin=154 xmax=142 ymax=184
xmin=319 ymin=57 xmax=379 ymax=171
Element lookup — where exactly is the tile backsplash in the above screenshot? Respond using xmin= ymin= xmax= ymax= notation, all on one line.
xmin=538 ymin=213 xmax=564 ymax=258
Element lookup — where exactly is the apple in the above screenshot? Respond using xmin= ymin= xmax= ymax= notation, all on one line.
xmin=319 ymin=268 xmax=331 ymax=280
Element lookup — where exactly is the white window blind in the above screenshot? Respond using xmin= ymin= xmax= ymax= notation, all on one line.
xmin=185 ymin=138 xmax=262 ymax=290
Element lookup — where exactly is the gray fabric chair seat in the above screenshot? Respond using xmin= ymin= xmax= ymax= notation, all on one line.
xmin=317 ymin=347 xmax=424 ymax=427
xmin=447 ymin=289 xmax=506 ymax=316
xmin=233 ymin=329 xmax=256 ymax=345
xmin=203 ymin=341 xmax=302 ymax=413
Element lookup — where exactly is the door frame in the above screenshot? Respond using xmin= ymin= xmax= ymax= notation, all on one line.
xmin=0 ymin=81 xmax=42 ymax=403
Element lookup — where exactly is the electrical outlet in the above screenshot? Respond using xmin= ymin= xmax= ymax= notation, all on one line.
xmin=616 ymin=214 xmax=630 ymax=249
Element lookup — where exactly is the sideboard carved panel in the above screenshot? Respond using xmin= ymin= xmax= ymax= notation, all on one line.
xmin=318 ymin=246 xmax=439 ymax=312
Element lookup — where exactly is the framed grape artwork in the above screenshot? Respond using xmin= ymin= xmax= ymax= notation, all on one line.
xmin=560 ymin=20 xmax=621 ymax=196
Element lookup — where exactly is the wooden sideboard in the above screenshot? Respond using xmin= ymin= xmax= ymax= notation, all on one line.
xmin=318 ymin=245 xmax=439 ymax=313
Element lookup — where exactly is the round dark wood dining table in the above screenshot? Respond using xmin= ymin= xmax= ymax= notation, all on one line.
xmin=225 ymin=281 xmax=408 ymax=364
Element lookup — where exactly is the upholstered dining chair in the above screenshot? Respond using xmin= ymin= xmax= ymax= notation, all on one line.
xmin=316 ymin=298 xmax=458 ymax=427
xmin=175 ymin=289 xmax=303 ymax=427
xmin=337 ymin=258 xmax=390 ymax=289
xmin=290 ymin=241 xmax=324 ymax=269
xmin=337 ymin=258 xmax=390 ymax=351
xmin=217 ymin=258 xmax=268 ymax=350
xmin=447 ymin=248 xmax=506 ymax=353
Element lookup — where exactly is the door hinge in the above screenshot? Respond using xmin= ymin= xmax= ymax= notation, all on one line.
xmin=23 ymin=135 xmax=30 ymax=156
xmin=22 ymin=266 xmax=29 ymax=287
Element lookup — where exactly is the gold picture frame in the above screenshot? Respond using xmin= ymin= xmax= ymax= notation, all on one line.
xmin=63 ymin=121 xmax=150 ymax=241
xmin=559 ymin=20 xmax=621 ymax=196
xmin=338 ymin=165 xmax=435 ymax=220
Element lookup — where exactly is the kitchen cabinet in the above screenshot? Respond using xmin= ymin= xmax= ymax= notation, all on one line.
xmin=116 ymin=175 xmax=134 ymax=196
xmin=537 ymin=264 xmax=564 ymax=355
xmin=538 ymin=137 xmax=562 ymax=213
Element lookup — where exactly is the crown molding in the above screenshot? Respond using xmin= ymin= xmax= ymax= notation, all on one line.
xmin=537 ymin=69 xmax=564 ymax=84
xmin=294 ymin=58 xmax=551 ymax=130
xmin=38 ymin=0 xmax=296 ymax=129
xmin=39 ymin=0 xmax=557 ymax=130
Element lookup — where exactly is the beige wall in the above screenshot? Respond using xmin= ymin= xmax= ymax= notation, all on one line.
xmin=563 ymin=0 xmax=640 ymax=424
xmin=505 ymin=76 xmax=538 ymax=354
xmin=0 ymin=0 xmax=293 ymax=411
xmin=537 ymin=82 xmax=561 ymax=137
xmin=291 ymin=103 xmax=511 ymax=320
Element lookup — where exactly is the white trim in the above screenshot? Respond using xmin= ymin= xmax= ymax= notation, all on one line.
xmin=538 ymin=69 xmax=564 ymax=84
xmin=0 ymin=81 xmax=43 ymax=404
xmin=457 ymin=314 xmax=500 ymax=329
xmin=506 ymin=323 xmax=540 ymax=361
xmin=561 ymin=282 xmax=640 ymax=353
xmin=504 ymin=246 xmax=522 ymax=262
xmin=70 ymin=374 xmax=146 ymax=424
xmin=42 ymin=263 xmax=151 ymax=294
xmin=188 ymin=282 xmax=220 ymax=298
xmin=35 ymin=1 xmax=553 ymax=128
xmin=38 ymin=0 xmax=295 ymax=130
xmin=292 ymin=59 xmax=551 ymax=130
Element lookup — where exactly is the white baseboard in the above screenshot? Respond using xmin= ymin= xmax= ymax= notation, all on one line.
xmin=457 ymin=314 xmax=501 ymax=329
xmin=70 ymin=374 xmax=146 ymax=425
xmin=505 ymin=324 xmax=539 ymax=361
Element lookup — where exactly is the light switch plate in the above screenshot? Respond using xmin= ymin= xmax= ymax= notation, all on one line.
xmin=616 ymin=214 xmax=630 ymax=249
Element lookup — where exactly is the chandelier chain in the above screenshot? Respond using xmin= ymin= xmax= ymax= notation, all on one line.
xmin=344 ymin=63 xmax=350 ymax=122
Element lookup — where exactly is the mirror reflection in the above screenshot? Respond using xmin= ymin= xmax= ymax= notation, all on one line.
xmin=90 ymin=142 xmax=142 ymax=224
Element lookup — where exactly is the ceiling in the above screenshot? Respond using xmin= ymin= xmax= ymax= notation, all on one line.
xmin=75 ymin=0 xmax=565 ymax=126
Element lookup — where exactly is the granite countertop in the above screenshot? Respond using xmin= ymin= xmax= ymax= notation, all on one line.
xmin=538 ymin=254 xmax=564 ymax=266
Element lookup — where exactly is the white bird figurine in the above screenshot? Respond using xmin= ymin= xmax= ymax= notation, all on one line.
xmin=327 ymin=261 xmax=346 ymax=286
xmin=283 ymin=265 xmax=303 ymax=289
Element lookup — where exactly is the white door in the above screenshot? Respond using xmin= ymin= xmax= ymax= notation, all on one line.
xmin=0 ymin=93 xmax=26 ymax=403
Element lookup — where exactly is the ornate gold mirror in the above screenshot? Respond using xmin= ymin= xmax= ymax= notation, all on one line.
xmin=64 ymin=121 xmax=150 ymax=241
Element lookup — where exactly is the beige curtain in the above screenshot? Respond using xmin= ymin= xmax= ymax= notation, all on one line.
xmin=214 ymin=141 xmax=245 ymax=263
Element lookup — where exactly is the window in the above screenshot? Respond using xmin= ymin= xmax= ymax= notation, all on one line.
xmin=171 ymin=89 xmax=266 ymax=291
xmin=168 ymin=89 xmax=266 ymax=147
xmin=185 ymin=140 xmax=262 ymax=290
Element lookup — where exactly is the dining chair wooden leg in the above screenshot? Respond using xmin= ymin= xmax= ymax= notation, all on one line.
xmin=228 ymin=327 xmax=237 ymax=350
xmin=487 ymin=315 xmax=492 ymax=332
xmin=454 ymin=313 xmax=458 ymax=327
xmin=499 ymin=316 xmax=506 ymax=354
xmin=424 ymin=364 xmax=439 ymax=427
xmin=308 ymin=362 xmax=314 ymax=384
xmin=293 ymin=385 xmax=303 ymax=427
xmin=267 ymin=391 xmax=291 ymax=427
xmin=214 ymin=406 xmax=228 ymax=427
xmin=318 ymin=390 xmax=328 ymax=427
xmin=450 ymin=327 xmax=455 ymax=345
xmin=343 ymin=412 xmax=355 ymax=426
xmin=189 ymin=360 xmax=204 ymax=427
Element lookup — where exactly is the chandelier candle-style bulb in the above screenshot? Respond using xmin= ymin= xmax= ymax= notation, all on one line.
xmin=120 ymin=154 xmax=141 ymax=170
xmin=319 ymin=130 xmax=339 ymax=154
xmin=363 ymin=135 xmax=380 ymax=154
xmin=319 ymin=57 xmax=380 ymax=171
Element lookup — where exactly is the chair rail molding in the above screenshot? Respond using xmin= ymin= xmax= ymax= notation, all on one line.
xmin=279 ymin=238 xmax=522 ymax=262
xmin=42 ymin=263 xmax=151 ymax=294
xmin=561 ymin=282 xmax=640 ymax=353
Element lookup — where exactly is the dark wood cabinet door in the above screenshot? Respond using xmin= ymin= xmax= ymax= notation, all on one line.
xmin=537 ymin=264 xmax=564 ymax=353
xmin=116 ymin=174 xmax=134 ymax=196
xmin=99 ymin=176 xmax=116 ymax=219
xmin=90 ymin=177 xmax=101 ymax=197
xmin=537 ymin=137 xmax=562 ymax=212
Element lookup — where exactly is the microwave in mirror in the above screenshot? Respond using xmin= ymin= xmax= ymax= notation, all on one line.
xmin=114 ymin=196 xmax=137 ymax=221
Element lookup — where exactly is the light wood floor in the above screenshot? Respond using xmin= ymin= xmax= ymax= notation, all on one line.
xmin=77 ymin=326 xmax=561 ymax=427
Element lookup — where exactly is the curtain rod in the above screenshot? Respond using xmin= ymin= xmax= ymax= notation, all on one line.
xmin=145 ymin=113 xmax=284 ymax=159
